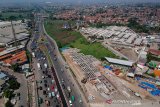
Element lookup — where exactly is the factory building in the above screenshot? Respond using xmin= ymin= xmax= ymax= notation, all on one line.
xmin=0 ymin=20 xmax=29 ymax=46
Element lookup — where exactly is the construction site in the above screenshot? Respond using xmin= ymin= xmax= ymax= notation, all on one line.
xmin=62 ymin=48 xmax=160 ymax=106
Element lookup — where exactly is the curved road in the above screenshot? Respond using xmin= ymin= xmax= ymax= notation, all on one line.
xmin=41 ymin=16 xmax=88 ymax=107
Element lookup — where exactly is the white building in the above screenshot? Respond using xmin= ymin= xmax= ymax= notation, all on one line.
xmin=0 ymin=20 xmax=29 ymax=46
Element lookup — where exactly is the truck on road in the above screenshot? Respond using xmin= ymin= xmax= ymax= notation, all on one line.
xmin=44 ymin=63 xmax=48 ymax=69
xmin=71 ymin=95 xmax=75 ymax=102
xmin=67 ymin=86 xmax=71 ymax=93
xmin=37 ymin=63 xmax=41 ymax=70
xmin=48 ymin=93 xmax=52 ymax=98
xmin=32 ymin=52 xmax=35 ymax=58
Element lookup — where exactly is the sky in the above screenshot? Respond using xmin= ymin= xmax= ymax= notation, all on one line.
xmin=0 ymin=0 xmax=160 ymax=4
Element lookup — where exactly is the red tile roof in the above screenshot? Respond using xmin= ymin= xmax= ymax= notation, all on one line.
xmin=148 ymin=49 xmax=160 ymax=56
xmin=3 ymin=51 xmax=27 ymax=65
xmin=0 ymin=48 xmax=5 ymax=52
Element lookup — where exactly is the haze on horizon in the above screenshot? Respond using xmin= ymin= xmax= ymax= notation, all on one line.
xmin=0 ymin=0 xmax=160 ymax=4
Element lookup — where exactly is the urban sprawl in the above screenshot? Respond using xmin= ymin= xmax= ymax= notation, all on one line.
xmin=0 ymin=2 xmax=160 ymax=107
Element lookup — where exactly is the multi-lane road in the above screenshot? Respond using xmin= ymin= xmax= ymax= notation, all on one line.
xmin=42 ymin=17 xmax=88 ymax=107
xmin=29 ymin=16 xmax=62 ymax=107
xmin=29 ymin=13 xmax=88 ymax=107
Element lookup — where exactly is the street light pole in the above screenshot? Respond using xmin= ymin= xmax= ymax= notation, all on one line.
xmin=11 ymin=20 xmax=18 ymax=48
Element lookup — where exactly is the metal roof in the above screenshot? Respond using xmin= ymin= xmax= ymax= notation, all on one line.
xmin=105 ymin=57 xmax=134 ymax=66
xmin=0 ymin=45 xmax=24 ymax=56
xmin=134 ymin=38 xmax=143 ymax=45
xmin=0 ymin=72 xmax=7 ymax=79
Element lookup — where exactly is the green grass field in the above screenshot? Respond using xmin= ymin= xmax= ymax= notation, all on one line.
xmin=44 ymin=19 xmax=117 ymax=59
xmin=0 ymin=12 xmax=30 ymax=20
xmin=44 ymin=20 xmax=80 ymax=47
xmin=70 ymin=38 xmax=117 ymax=59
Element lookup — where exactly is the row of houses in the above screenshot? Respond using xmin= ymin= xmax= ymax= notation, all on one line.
xmin=80 ymin=26 xmax=143 ymax=47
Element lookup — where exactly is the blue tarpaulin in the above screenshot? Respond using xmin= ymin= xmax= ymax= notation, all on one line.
xmin=139 ymin=81 xmax=160 ymax=96
xmin=140 ymin=82 xmax=157 ymax=89
xmin=60 ymin=46 xmax=69 ymax=52
xmin=104 ymin=66 xmax=113 ymax=70
xmin=150 ymin=90 xmax=160 ymax=96
xmin=135 ymin=77 xmax=141 ymax=81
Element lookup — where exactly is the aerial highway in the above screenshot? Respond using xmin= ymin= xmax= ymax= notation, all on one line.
xmin=40 ymin=14 xmax=88 ymax=107
xmin=28 ymin=11 xmax=88 ymax=107
xmin=28 ymin=14 xmax=63 ymax=107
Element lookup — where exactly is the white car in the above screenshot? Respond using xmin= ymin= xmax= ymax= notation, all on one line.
xmin=42 ymin=76 xmax=45 ymax=79
xmin=54 ymin=88 xmax=58 ymax=93
xmin=69 ymin=100 xmax=72 ymax=106
xmin=47 ymin=87 xmax=50 ymax=91
xmin=51 ymin=92 xmax=55 ymax=97
xmin=79 ymin=99 xmax=82 ymax=103
xmin=61 ymin=79 xmax=64 ymax=83
xmin=56 ymin=93 xmax=59 ymax=99
xmin=61 ymin=68 xmax=64 ymax=72
xmin=51 ymin=79 xmax=55 ymax=84
xmin=48 ymin=93 xmax=52 ymax=98
xmin=67 ymin=86 xmax=71 ymax=92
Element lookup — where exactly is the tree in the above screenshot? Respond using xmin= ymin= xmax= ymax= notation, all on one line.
xmin=146 ymin=53 xmax=152 ymax=62
xmin=0 ymin=14 xmax=3 ymax=19
xmin=0 ymin=14 xmax=5 ymax=21
xmin=100 ymin=57 xmax=106 ymax=61
xmin=127 ymin=18 xmax=139 ymax=28
xmin=8 ymin=79 xmax=20 ymax=90
xmin=3 ymin=89 xmax=14 ymax=99
xmin=49 ymin=13 xmax=53 ymax=20
xmin=26 ymin=50 xmax=32 ymax=63
xmin=19 ymin=14 xmax=23 ymax=19
xmin=21 ymin=19 xmax=25 ymax=23
xmin=81 ymin=77 xmax=87 ymax=84
xmin=11 ymin=63 xmax=20 ymax=72
xmin=127 ymin=18 xmax=149 ymax=33
xmin=5 ymin=100 xmax=14 ymax=107
xmin=8 ymin=16 xmax=17 ymax=21
xmin=57 ymin=41 xmax=62 ymax=48
xmin=149 ymin=73 xmax=156 ymax=78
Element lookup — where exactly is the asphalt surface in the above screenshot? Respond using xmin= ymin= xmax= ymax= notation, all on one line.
xmin=41 ymin=18 xmax=88 ymax=107
xmin=30 ymin=13 xmax=87 ymax=107
xmin=51 ymin=67 xmax=68 ymax=107
xmin=29 ymin=15 xmax=61 ymax=107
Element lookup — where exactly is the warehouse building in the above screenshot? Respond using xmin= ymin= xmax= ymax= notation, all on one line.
xmin=80 ymin=26 xmax=141 ymax=48
xmin=105 ymin=57 xmax=134 ymax=67
xmin=0 ymin=20 xmax=29 ymax=46
xmin=134 ymin=38 xmax=143 ymax=46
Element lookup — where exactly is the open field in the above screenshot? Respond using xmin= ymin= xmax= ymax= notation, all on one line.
xmin=44 ymin=19 xmax=117 ymax=59
xmin=0 ymin=12 xmax=30 ymax=20
xmin=44 ymin=20 xmax=80 ymax=47
xmin=70 ymin=38 xmax=117 ymax=59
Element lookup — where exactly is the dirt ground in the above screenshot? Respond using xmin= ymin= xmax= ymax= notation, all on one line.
xmin=0 ymin=98 xmax=5 ymax=107
xmin=119 ymin=48 xmax=138 ymax=61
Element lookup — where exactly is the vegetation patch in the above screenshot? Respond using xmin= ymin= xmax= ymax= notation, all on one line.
xmin=70 ymin=38 xmax=117 ymax=59
xmin=44 ymin=20 xmax=80 ymax=48
xmin=44 ymin=19 xmax=117 ymax=59
xmin=0 ymin=11 xmax=32 ymax=21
